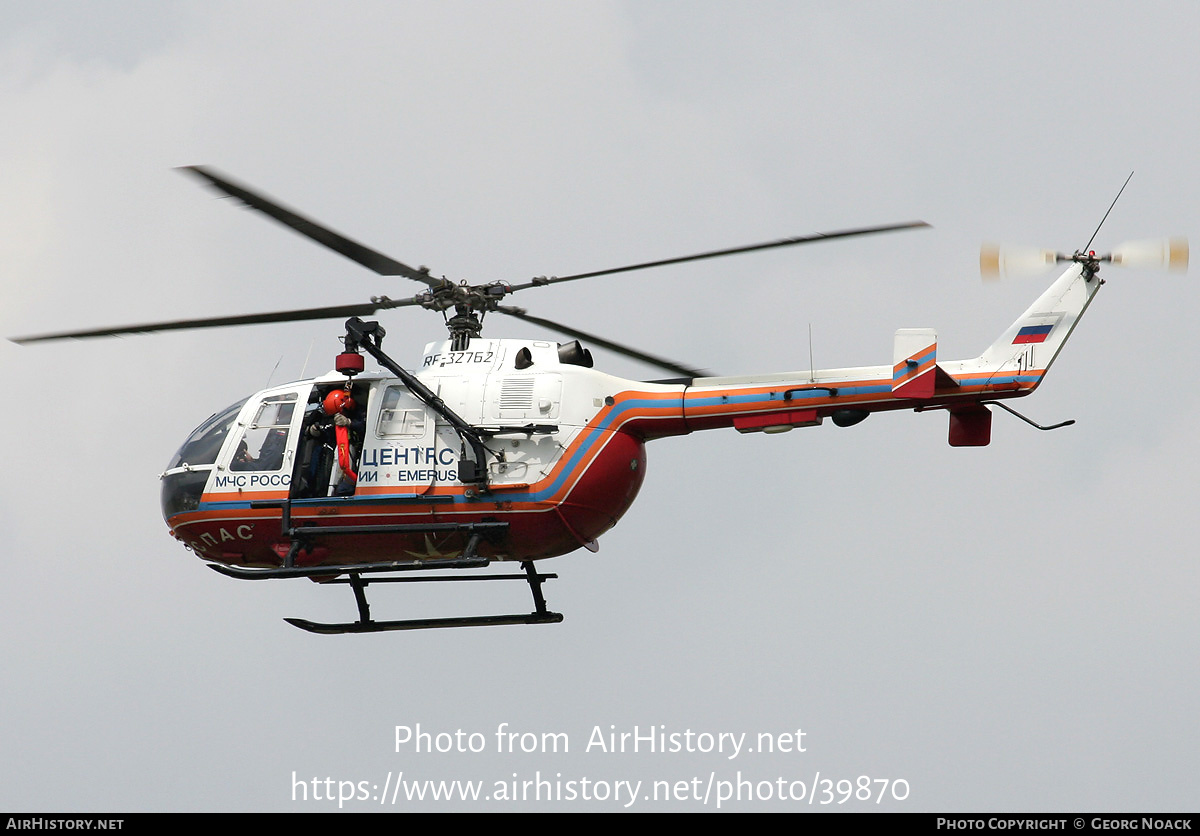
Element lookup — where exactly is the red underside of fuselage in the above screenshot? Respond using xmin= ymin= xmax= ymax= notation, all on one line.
xmin=167 ymin=430 xmax=647 ymax=568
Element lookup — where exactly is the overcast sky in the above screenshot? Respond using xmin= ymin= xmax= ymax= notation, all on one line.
xmin=2 ymin=0 xmax=1197 ymax=812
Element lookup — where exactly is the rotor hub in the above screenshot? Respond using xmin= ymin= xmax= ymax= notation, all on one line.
xmin=1069 ymin=250 xmax=1102 ymax=281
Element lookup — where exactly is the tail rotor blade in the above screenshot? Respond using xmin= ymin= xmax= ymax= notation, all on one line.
xmin=980 ymin=244 xmax=1058 ymax=281
xmin=1110 ymin=237 xmax=1188 ymax=272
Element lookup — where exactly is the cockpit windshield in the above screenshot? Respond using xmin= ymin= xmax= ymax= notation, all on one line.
xmin=167 ymin=398 xmax=248 ymax=470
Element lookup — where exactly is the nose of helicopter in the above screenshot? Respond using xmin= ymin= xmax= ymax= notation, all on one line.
xmin=160 ymin=399 xmax=248 ymax=525
xmin=160 ymin=467 xmax=211 ymax=525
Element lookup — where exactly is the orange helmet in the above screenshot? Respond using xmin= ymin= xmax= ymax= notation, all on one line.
xmin=322 ymin=390 xmax=356 ymax=415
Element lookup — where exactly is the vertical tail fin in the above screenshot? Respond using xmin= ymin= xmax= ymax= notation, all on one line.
xmin=892 ymin=328 xmax=937 ymax=398
xmin=976 ymin=263 xmax=1103 ymax=390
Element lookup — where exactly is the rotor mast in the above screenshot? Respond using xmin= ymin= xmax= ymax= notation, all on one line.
xmin=446 ymin=306 xmax=482 ymax=351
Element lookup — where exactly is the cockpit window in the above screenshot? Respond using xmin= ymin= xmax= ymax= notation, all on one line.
xmin=167 ymin=398 xmax=248 ymax=469
xmin=230 ymin=393 xmax=298 ymax=472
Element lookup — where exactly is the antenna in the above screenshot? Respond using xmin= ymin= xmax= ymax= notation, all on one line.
xmin=265 ymin=356 xmax=282 ymax=388
xmin=1082 ymin=171 xmax=1134 ymax=253
xmin=300 ymin=338 xmax=315 ymax=380
xmin=808 ymin=323 xmax=815 ymax=384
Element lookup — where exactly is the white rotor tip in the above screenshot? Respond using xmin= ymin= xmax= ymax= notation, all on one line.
xmin=1110 ymin=237 xmax=1188 ymax=272
xmin=980 ymin=244 xmax=1001 ymax=280
xmin=979 ymin=243 xmax=1057 ymax=280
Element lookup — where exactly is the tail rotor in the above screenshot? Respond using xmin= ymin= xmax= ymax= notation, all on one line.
xmin=979 ymin=237 xmax=1188 ymax=281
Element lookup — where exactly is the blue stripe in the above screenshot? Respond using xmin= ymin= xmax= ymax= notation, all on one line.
xmin=191 ymin=375 xmax=1042 ymax=513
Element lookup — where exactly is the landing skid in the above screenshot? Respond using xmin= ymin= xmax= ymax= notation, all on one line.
xmin=209 ymin=508 xmax=563 ymax=632
xmin=210 ymin=559 xmax=563 ymax=634
xmin=286 ymin=610 xmax=563 ymax=634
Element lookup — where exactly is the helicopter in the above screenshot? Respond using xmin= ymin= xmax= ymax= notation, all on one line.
xmin=12 ymin=168 xmax=1187 ymax=633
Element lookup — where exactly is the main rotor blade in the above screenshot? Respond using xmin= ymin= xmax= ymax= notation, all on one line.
xmin=10 ymin=298 xmax=420 ymax=344
xmin=179 ymin=166 xmax=444 ymax=289
xmin=494 ymin=305 xmax=708 ymax=379
xmin=507 ymin=221 xmax=930 ymax=292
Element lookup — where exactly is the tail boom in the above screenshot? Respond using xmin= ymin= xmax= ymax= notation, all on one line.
xmin=635 ymin=263 xmax=1104 ymax=444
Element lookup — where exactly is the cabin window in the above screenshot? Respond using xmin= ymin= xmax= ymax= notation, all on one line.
xmin=377 ymin=385 xmax=427 ymax=438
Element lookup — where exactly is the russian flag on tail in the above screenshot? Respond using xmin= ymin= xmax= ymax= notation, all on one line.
xmin=1012 ymin=312 xmax=1063 ymax=345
